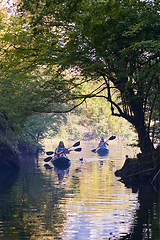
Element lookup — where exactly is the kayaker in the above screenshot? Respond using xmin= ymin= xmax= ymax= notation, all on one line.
xmin=55 ymin=141 xmax=70 ymax=157
xmin=98 ymin=136 xmax=109 ymax=148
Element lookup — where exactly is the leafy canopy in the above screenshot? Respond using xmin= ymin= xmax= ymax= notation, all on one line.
xmin=18 ymin=0 xmax=160 ymax=120
xmin=1 ymin=0 xmax=160 ymax=152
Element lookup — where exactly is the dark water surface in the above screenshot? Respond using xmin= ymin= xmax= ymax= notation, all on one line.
xmin=0 ymin=140 xmax=159 ymax=240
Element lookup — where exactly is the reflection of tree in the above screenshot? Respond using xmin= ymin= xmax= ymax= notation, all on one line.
xmin=0 ymin=156 xmax=69 ymax=239
xmin=0 ymin=169 xmax=19 ymax=194
xmin=80 ymin=161 xmax=114 ymax=203
xmin=68 ymin=160 xmax=127 ymax=206
xmin=119 ymin=185 xmax=160 ymax=240
xmin=70 ymin=160 xmax=160 ymax=239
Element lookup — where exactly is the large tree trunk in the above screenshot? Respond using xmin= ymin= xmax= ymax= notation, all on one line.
xmin=125 ymin=92 xmax=155 ymax=154
xmin=136 ymin=124 xmax=154 ymax=153
xmin=129 ymin=109 xmax=155 ymax=153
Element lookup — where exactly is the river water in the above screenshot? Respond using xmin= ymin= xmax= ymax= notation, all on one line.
xmin=0 ymin=140 xmax=159 ymax=240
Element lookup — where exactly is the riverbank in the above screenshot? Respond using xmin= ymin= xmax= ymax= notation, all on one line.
xmin=0 ymin=141 xmax=20 ymax=169
xmin=115 ymin=148 xmax=160 ymax=189
xmin=0 ymin=140 xmax=43 ymax=169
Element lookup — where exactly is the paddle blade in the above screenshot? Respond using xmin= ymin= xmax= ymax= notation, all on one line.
xmin=44 ymin=163 xmax=53 ymax=169
xmin=46 ymin=151 xmax=54 ymax=155
xmin=74 ymin=147 xmax=82 ymax=152
xmin=72 ymin=141 xmax=80 ymax=147
xmin=91 ymin=149 xmax=96 ymax=153
xmin=108 ymin=135 xmax=116 ymax=141
xmin=44 ymin=156 xmax=52 ymax=162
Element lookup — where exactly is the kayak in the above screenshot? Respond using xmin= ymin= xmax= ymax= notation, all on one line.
xmin=96 ymin=147 xmax=109 ymax=156
xmin=51 ymin=156 xmax=71 ymax=170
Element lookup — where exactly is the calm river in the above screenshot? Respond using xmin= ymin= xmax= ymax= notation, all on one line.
xmin=0 ymin=140 xmax=159 ymax=240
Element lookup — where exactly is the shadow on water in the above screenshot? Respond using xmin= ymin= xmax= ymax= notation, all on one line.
xmin=118 ymin=181 xmax=160 ymax=240
xmin=0 ymin=168 xmax=19 ymax=194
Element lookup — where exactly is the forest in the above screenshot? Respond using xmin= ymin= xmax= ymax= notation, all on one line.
xmin=0 ymin=0 xmax=160 ymax=181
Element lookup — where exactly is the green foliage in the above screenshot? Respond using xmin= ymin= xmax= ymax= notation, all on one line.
xmin=0 ymin=111 xmax=66 ymax=150
xmin=55 ymin=94 xmax=134 ymax=141
xmin=0 ymin=6 xmax=66 ymax=127
xmin=21 ymin=113 xmax=66 ymax=142
xmin=0 ymin=0 xmax=160 ymax=153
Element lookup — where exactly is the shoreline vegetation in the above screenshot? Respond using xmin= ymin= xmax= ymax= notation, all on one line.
xmin=1 ymin=124 xmax=160 ymax=190
xmin=0 ymin=100 xmax=138 ymax=170
xmin=115 ymin=149 xmax=160 ymax=190
xmin=0 ymin=110 xmax=159 ymax=189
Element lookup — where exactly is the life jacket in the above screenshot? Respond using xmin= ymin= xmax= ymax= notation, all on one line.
xmin=99 ymin=141 xmax=106 ymax=148
xmin=57 ymin=146 xmax=65 ymax=154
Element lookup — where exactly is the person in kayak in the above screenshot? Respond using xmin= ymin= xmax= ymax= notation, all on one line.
xmin=55 ymin=141 xmax=70 ymax=157
xmin=98 ymin=137 xmax=109 ymax=148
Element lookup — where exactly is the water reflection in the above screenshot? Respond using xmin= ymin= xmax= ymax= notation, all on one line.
xmin=0 ymin=168 xmax=19 ymax=194
xmin=63 ymin=160 xmax=139 ymax=239
xmin=119 ymin=185 xmax=160 ymax=240
xmin=54 ymin=167 xmax=70 ymax=183
xmin=0 ymin=141 xmax=159 ymax=239
xmin=0 ymin=155 xmax=68 ymax=240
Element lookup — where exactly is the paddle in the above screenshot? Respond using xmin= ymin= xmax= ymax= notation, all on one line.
xmin=44 ymin=156 xmax=53 ymax=162
xmin=44 ymin=147 xmax=82 ymax=162
xmin=46 ymin=141 xmax=80 ymax=155
xmin=56 ymin=147 xmax=82 ymax=156
xmin=91 ymin=149 xmax=97 ymax=153
xmin=91 ymin=135 xmax=116 ymax=153
xmin=68 ymin=141 xmax=80 ymax=149
xmin=107 ymin=135 xmax=116 ymax=141
xmin=46 ymin=151 xmax=54 ymax=156
xmin=44 ymin=163 xmax=53 ymax=169
xmin=70 ymin=147 xmax=82 ymax=152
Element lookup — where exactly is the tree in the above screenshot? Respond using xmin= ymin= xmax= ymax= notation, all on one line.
xmin=0 ymin=6 xmax=65 ymax=134
xmin=2 ymin=0 xmax=160 ymax=153
xmin=0 ymin=7 xmax=67 ymax=153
